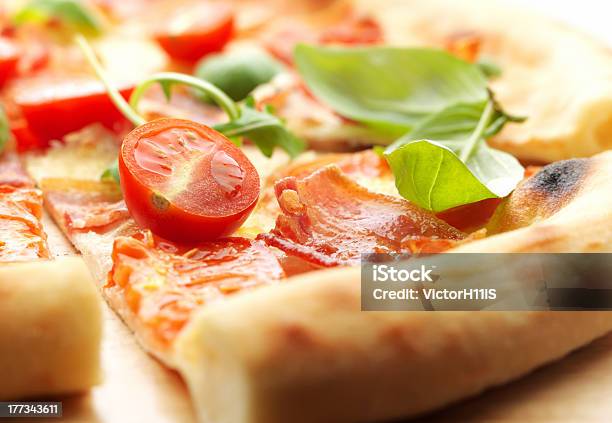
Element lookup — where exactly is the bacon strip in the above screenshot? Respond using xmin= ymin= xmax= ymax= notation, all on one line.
xmin=107 ymin=232 xmax=285 ymax=346
xmin=258 ymin=166 xmax=465 ymax=267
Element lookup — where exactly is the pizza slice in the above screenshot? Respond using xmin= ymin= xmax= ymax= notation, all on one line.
xmin=3 ymin=0 xmax=612 ymax=421
xmin=0 ymin=150 xmax=102 ymax=400
xmin=25 ymin=121 xmax=612 ymax=422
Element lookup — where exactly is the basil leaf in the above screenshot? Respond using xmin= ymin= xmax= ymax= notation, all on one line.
xmin=294 ymin=44 xmax=488 ymax=136
xmin=384 ymin=99 xmax=524 ymax=212
xmin=386 ymin=100 xmax=523 ymax=154
xmin=0 ymin=106 xmax=9 ymax=154
xmin=101 ymin=159 xmax=120 ymax=183
xmin=195 ymin=50 xmax=284 ymax=102
xmin=15 ymin=0 xmax=102 ymax=35
xmin=385 ymin=139 xmax=523 ymax=212
xmin=213 ymin=98 xmax=305 ymax=158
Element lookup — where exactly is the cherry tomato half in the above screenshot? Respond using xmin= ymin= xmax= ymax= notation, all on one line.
xmin=119 ymin=119 xmax=260 ymax=242
xmin=13 ymin=75 xmax=133 ymax=144
xmin=154 ymin=3 xmax=234 ymax=63
xmin=0 ymin=37 xmax=20 ymax=87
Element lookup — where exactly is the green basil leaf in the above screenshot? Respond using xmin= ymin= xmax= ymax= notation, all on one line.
xmin=195 ymin=50 xmax=284 ymax=102
xmin=294 ymin=44 xmax=489 ymax=136
xmin=213 ymin=98 xmax=305 ymax=158
xmin=101 ymin=159 xmax=120 ymax=183
xmin=0 ymin=106 xmax=10 ymax=154
xmin=385 ymin=139 xmax=523 ymax=212
xmin=15 ymin=0 xmax=102 ymax=35
xmin=386 ymin=100 xmax=522 ymax=154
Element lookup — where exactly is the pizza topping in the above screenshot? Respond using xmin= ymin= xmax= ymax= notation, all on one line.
xmin=75 ymin=36 xmax=303 ymax=185
xmin=0 ymin=152 xmax=34 ymax=187
xmin=265 ymin=14 xmax=383 ymax=65
xmin=0 ymin=185 xmax=49 ymax=261
xmin=319 ymin=15 xmax=383 ymax=46
xmin=154 ymin=3 xmax=234 ymax=63
xmin=258 ymin=165 xmax=465 ymax=267
xmin=445 ymin=31 xmax=482 ymax=63
xmin=107 ymin=233 xmax=284 ymax=345
xmin=119 ymin=118 xmax=260 ymax=242
xmin=194 ymin=50 xmax=284 ymax=102
xmin=12 ymin=75 xmax=133 ymax=145
xmin=294 ymin=44 xmax=524 ymax=212
xmin=41 ymin=178 xmax=129 ymax=232
xmin=13 ymin=0 xmax=102 ymax=36
xmin=0 ymin=37 xmax=20 ymax=87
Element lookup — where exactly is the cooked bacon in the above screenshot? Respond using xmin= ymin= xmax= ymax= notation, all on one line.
xmin=269 ymin=150 xmax=390 ymax=182
xmin=258 ymin=166 xmax=465 ymax=267
xmin=264 ymin=14 xmax=382 ymax=65
xmin=107 ymin=232 xmax=285 ymax=345
xmin=0 ymin=185 xmax=49 ymax=261
xmin=41 ymin=178 xmax=129 ymax=233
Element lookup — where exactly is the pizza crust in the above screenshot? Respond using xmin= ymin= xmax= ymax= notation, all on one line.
xmin=453 ymin=150 xmax=612 ymax=252
xmin=0 ymin=257 xmax=103 ymax=400
xmin=355 ymin=0 xmax=612 ymax=162
xmin=174 ymin=266 xmax=612 ymax=423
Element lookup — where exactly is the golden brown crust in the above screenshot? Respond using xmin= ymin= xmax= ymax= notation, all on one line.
xmin=0 ymin=257 xmax=102 ymax=400
xmin=174 ymin=266 xmax=612 ymax=423
xmin=457 ymin=150 xmax=612 ymax=252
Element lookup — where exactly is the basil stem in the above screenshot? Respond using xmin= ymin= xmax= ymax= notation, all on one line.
xmin=459 ymin=99 xmax=494 ymax=162
xmin=75 ymin=34 xmax=146 ymax=126
xmin=77 ymin=35 xmax=240 ymax=126
xmin=129 ymin=73 xmax=240 ymax=122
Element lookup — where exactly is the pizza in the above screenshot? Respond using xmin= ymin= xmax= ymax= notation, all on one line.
xmin=0 ymin=0 xmax=611 ymax=422
xmin=0 ymin=151 xmax=101 ymax=400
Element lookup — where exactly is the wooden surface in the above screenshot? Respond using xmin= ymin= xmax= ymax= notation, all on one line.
xmin=41 ymin=214 xmax=612 ymax=422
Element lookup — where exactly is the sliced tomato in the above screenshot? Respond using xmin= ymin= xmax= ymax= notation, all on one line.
xmin=0 ymin=37 xmax=20 ymax=87
xmin=119 ymin=119 xmax=260 ymax=242
xmin=154 ymin=3 xmax=234 ymax=63
xmin=13 ymin=75 xmax=133 ymax=144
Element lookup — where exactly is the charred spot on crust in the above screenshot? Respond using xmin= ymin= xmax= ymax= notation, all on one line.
xmin=525 ymin=158 xmax=590 ymax=201
xmin=488 ymin=158 xmax=591 ymax=233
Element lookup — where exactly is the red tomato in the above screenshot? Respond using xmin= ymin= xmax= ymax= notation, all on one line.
xmin=16 ymin=41 xmax=50 ymax=75
xmin=0 ymin=37 xmax=19 ymax=87
xmin=118 ymin=119 xmax=260 ymax=242
xmin=154 ymin=3 xmax=234 ymax=63
xmin=11 ymin=119 xmax=43 ymax=152
xmin=13 ymin=76 xmax=133 ymax=144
